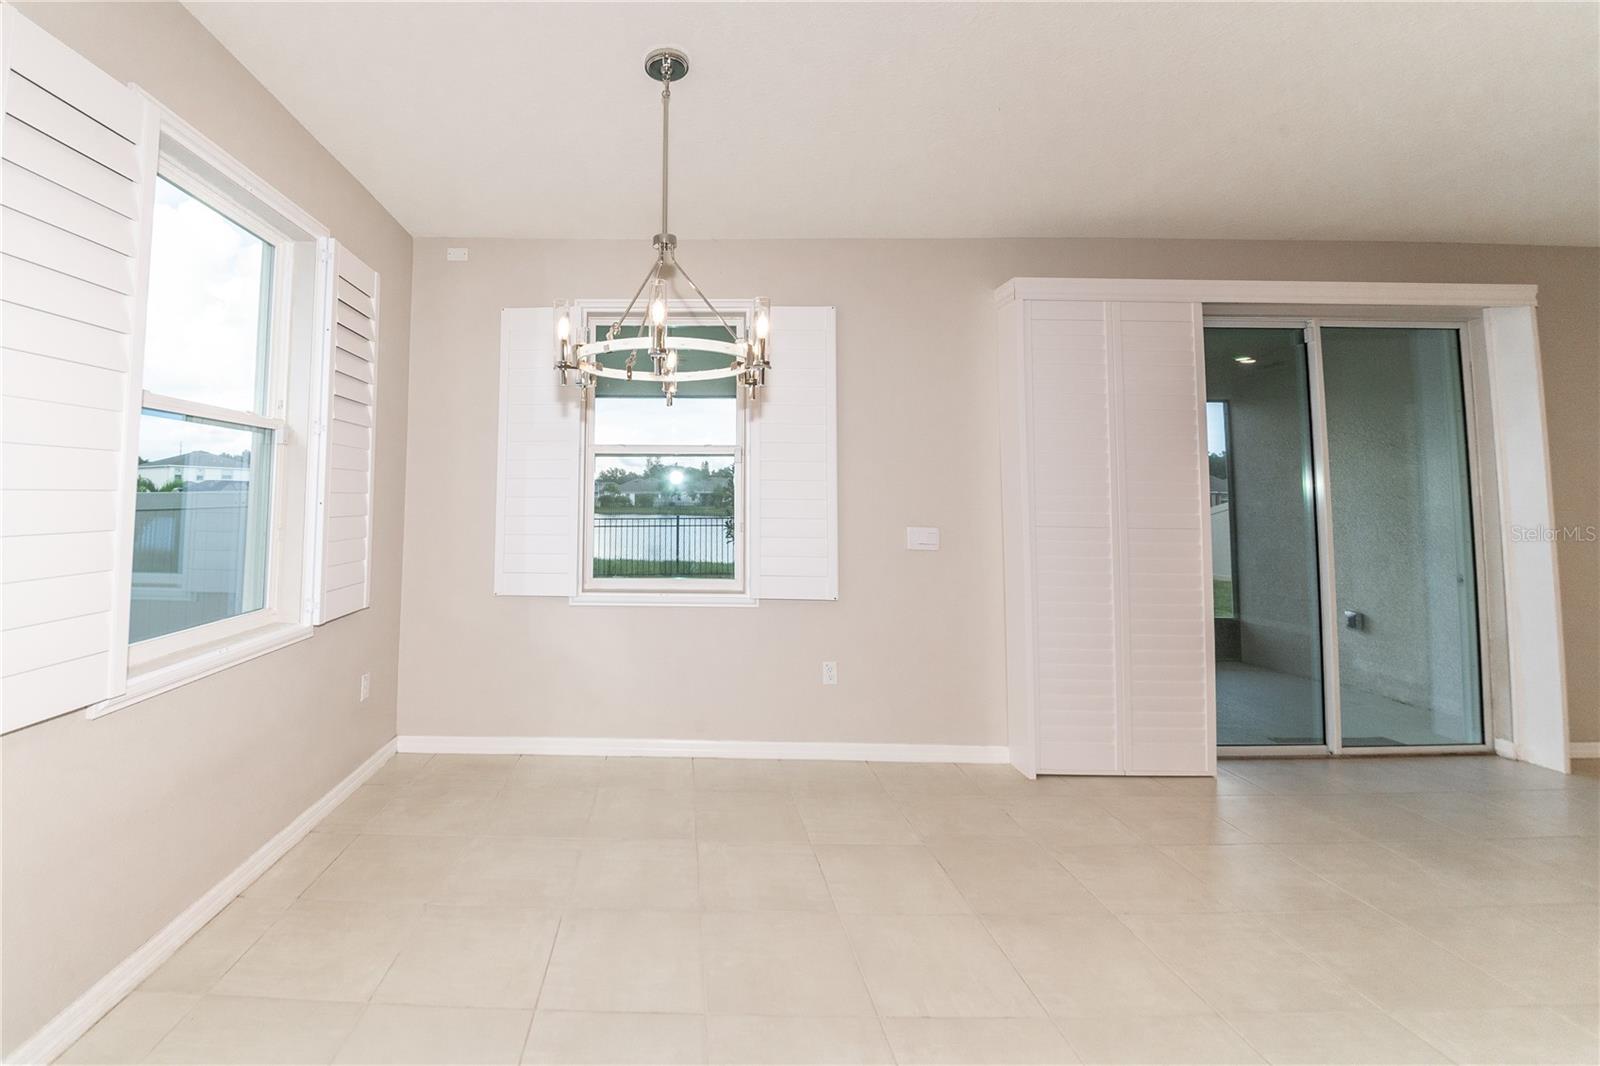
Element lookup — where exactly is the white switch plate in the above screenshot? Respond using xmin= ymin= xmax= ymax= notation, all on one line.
xmin=906 ymin=526 xmax=940 ymax=551
xmin=821 ymin=661 xmax=838 ymax=685
xmin=446 ymin=247 xmax=469 ymax=262
xmin=359 ymin=673 xmax=371 ymax=702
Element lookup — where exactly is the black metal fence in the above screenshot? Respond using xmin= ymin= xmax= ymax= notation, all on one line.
xmin=593 ymin=514 xmax=734 ymax=578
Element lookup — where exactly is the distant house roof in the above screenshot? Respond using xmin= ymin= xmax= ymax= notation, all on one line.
xmin=1211 ymin=475 xmax=1228 ymax=494
xmin=140 ymin=450 xmax=249 ymax=469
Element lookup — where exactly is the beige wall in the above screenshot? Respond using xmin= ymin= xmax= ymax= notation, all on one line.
xmin=400 ymin=239 xmax=1597 ymax=750
xmin=1 ymin=3 xmax=412 ymax=1053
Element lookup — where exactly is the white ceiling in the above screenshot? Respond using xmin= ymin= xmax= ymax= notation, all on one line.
xmin=186 ymin=2 xmax=1598 ymax=245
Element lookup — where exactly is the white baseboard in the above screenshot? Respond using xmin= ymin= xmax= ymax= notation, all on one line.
xmin=1496 ymin=737 xmax=1598 ymax=764
xmin=398 ymin=734 xmax=1010 ymax=764
xmin=6 ymin=739 xmax=397 ymax=1066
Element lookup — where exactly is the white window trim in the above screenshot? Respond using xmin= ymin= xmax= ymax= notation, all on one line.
xmin=570 ymin=297 xmax=758 ymax=606
xmin=88 ymin=91 xmax=331 ymax=719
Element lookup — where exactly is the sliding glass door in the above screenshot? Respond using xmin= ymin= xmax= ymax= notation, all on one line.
xmin=1320 ymin=328 xmax=1483 ymax=747
xmin=1205 ymin=329 xmax=1325 ymax=746
xmin=1206 ymin=322 xmax=1484 ymax=752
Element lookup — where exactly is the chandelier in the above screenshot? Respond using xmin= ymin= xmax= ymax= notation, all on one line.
xmin=554 ymin=47 xmax=770 ymax=406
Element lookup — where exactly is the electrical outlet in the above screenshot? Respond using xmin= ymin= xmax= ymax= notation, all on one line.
xmin=446 ymin=247 xmax=469 ymax=262
xmin=821 ymin=661 xmax=838 ymax=685
xmin=359 ymin=673 xmax=371 ymax=702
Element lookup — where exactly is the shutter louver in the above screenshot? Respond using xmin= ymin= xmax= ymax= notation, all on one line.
xmin=494 ymin=308 xmax=581 ymax=596
xmin=1 ymin=7 xmax=156 ymax=731
xmin=748 ymin=306 xmax=838 ymax=601
xmin=312 ymin=242 xmax=378 ymax=624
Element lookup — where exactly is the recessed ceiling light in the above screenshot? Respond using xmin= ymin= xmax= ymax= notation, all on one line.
xmin=1234 ymin=355 xmax=1257 ymax=365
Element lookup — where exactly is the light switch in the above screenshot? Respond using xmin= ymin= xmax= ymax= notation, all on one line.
xmin=906 ymin=526 xmax=940 ymax=551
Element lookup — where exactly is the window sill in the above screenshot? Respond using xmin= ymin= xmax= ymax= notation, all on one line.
xmin=86 ymin=621 xmax=313 ymax=721
xmin=569 ymin=592 xmax=756 ymax=608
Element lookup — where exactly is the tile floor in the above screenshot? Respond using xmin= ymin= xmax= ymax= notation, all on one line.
xmin=60 ymin=754 xmax=1599 ymax=1065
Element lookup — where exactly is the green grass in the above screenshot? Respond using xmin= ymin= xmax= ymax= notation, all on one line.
xmin=1213 ymin=578 xmax=1235 ymax=618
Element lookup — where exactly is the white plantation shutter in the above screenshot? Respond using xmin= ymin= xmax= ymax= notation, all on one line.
xmin=0 ymin=8 xmax=156 ymax=731
xmin=494 ymin=307 xmax=581 ymax=596
xmin=1111 ymin=302 xmax=1212 ymax=774
xmin=1020 ymin=300 xmax=1120 ymax=774
xmin=999 ymin=292 xmax=1211 ymax=776
xmin=748 ymin=306 xmax=838 ymax=600
xmin=312 ymin=242 xmax=379 ymax=624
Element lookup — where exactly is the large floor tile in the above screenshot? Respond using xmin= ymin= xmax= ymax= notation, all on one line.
xmin=1396 ymin=905 xmax=1600 ymax=1005
xmin=1223 ymin=1009 xmax=1450 ymax=1064
xmin=366 ymin=754 xmax=432 ymax=788
xmin=509 ymin=756 xmax=606 ymax=790
xmin=365 ymin=791 xmax=498 ymax=836
xmin=483 ymin=786 xmax=596 ymax=837
xmin=842 ymin=914 xmax=1043 ymax=1018
xmin=213 ymin=900 xmax=420 ymax=1002
xmin=601 ymin=756 xmax=694 ymax=790
xmin=442 ymin=837 xmax=580 ymax=908
xmin=317 ymin=785 xmax=398 ymax=834
xmin=984 ymin=913 xmax=1209 ymax=1018
xmin=583 ymin=787 xmax=694 ymax=840
xmin=1120 ymin=912 xmax=1371 ymax=1013
xmin=692 ymin=757 xmax=787 ymax=792
xmin=56 ymin=992 xmax=198 ymax=1065
xmin=372 ymin=905 xmax=558 ymax=1009
xmin=302 ymin=834 xmax=469 ymax=904
xmin=522 ymin=1011 xmax=706 ymax=1064
xmin=1393 ymin=1006 xmax=1600 ymax=1065
xmin=781 ymin=760 xmax=886 ymax=796
xmin=693 ymin=790 xmax=809 ymax=844
xmin=701 ymin=911 xmax=875 ymax=1016
xmin=870 ymin=763 xmax=985 ymax=797
xmin=1059 ymin=1012 xmax=1264 ymax=1064
xmin=814 ymin=844 xmax=971 ymax=914
xmin=144 ymin=994 xmax=362 ymax=1064
xmin=1093 ymin=796 xmax=1253 ymax=846
xmin=539 ymin=910 xmax=703 ymax=1013
xmin=1214 ymin=796 xmax=1373 ymax=844
xmin=141 ymin=896 xmax=290 ymax=994
xmin=706 ymin=1015 xmax=892 ymax=1065
xmin=1051 ymin=845 xmax=1224 ymax=913
xmin=881 ymin=1017 xmax=1077 ymax=1064
xmin=1271 ymin=841 xmax=1493 ymax=911
xmin=243 ymin=832 xmax=356 ymax=900
xmin=570 ymin=840 xmax=699 ymax=909
xmin=333 ymin=1004 xmax=531 ymax=1064
xmin=1162 ymin=844 xmax=1363 ymax=912
xmin=796 ymin=795 xmax=919 ymax=845
xmin=1005 ymin=799 xmax=1143 ymax=848
xmin=897 ymin=795 xmax=1027 ymax=840
xmin=927 ymin=838 xmax=1105 ymax=916
xmin=697 ymin=842 xmax=832 ymax=911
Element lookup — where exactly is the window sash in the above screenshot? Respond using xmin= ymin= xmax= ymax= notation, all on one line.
xmin=129 ymin=153 xmax=296 ymax=651
xmin=573 ymin=298 xmax=754 ymax=597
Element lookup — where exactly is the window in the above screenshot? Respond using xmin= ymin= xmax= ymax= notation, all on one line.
xmin=126 ymin=117 xmax=329 ymax=667
xmin=581 ymin=313 xmax=746 ymax=594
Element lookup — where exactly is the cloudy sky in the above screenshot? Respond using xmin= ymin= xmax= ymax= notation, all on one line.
xmin=139 ymin=177 xmax=270 ymax=465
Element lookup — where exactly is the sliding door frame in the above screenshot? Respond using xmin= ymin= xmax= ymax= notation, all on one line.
xmin=1204 ymin=315 xmax=1494 ymax=757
